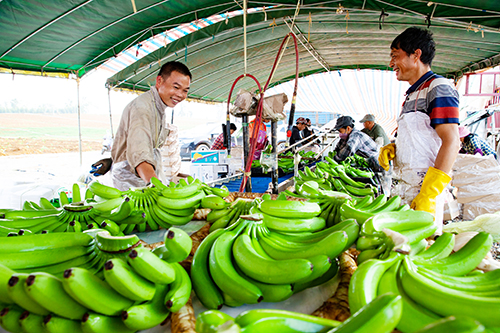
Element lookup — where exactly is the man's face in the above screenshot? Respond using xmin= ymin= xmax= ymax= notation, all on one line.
xmin=297 ymin=123 xmax=306 ymax=130
xmin=363 ymin=121 xmax=374 ymax=130
xmin=230 ymin=129 xmax=235 ymax=135
xmin=155 ymin=71 xmax=190 ymax=107
xmin=339 ymin=126 xmax=352 ymax=134
xmin=307 ymin=121 xmax=312 ymax=127
xmin=390 ymin=47 xmax=418 ymax=84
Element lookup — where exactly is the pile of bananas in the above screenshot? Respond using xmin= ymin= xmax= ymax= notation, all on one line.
xmin=0 ymin=227 xmax=192 ymax=333
xmin=191 ymin=197 xmax=359 ymax=309
xmin=349 ymin=231 xmax=498 ymax=332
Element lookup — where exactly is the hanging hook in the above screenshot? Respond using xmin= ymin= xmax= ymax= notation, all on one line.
xmin=425 ymin=13 xmax=431 ymax=28
xmin=379 ymin=8 xmax=389 ymax=30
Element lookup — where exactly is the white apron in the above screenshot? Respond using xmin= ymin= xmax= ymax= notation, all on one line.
xmin=392 ymin=111 xmax=446 ymax=233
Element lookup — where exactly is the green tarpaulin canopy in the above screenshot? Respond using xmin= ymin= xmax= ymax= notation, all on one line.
xmin=1 ymin=0 xmax=499 ymax=101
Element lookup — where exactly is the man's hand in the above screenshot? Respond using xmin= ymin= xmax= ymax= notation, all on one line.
xmin=91 ymin=158 xmax=112 ymax=175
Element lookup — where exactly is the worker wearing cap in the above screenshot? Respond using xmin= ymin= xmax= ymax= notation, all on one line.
xmin=458 ymin=126 xmax=497 ymax=158
xmin=360 ymin=114 xmax=390 ymax=147
xmin=378 ymin=27 xmax=460 ymax=233
xmin=289 ymin=117 xmax=307 ymax=147
xmin=333 ymin=115 xmax=382 ymax=172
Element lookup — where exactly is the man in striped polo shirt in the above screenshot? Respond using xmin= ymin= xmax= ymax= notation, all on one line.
xmin=378 ymin=27 xmax=461 ymax=233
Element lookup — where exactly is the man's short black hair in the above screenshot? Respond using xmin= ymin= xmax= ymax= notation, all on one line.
xmin=230 ymin=123 xmax=237 ymax=131
xmin=391 ymin=27 xmax=436 ymax=66
xmin=158 ymin=61 xmax=192 ymax=80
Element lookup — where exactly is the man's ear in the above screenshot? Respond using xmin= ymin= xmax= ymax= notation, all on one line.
xmin=414 ymin=49 xmax=422 ymax=61
xmin=155 ymin=75 xmax=163 ymax=88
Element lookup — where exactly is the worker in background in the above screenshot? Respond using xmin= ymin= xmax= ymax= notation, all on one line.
xmin=101 ymin=61 xmax=191 ymax=191
xmin=360 ymin=114 xmax=390 ymax=147
xmin=289 ymin=117 xmax=307 ymax=147
xmin=459 ymin=126 xmax=497 ymax=159
xmin=378 ymin=27 xmax=460 ymax=234
xmin=211 ymin=123 xmax=237 ymax=150
xmin=333 ymin=115 xmax=382 ymax=172
xmin=248 ymin=117 xmax=269 ymax=159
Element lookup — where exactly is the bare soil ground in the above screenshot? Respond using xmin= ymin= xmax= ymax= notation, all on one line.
xmin=0 ymin=137 xmax=101 ymax=156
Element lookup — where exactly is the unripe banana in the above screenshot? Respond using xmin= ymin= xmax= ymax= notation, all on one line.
xmin=201 ymin=194 xmax=228 ymax=209
xmin=121 ymin=283 xmax=170 ymax=331
xmin=164 ymin=262 xmax=192 ymax=313
xmin=24 ymin=272 xmax=88 ymax=320
xmin=196 ymin=310 xmax=236 ymax=333
xmin=104 ymin=197 xmax=133 ymax=222
xmin=0 ymin=305 xmax=24 ymax=333
xmin=412 ymin=232 xmax=455 ymax=261
xmin=127 ymin=248 xmax=176 ymax=284
xmin=82 ymin=312 xmax=135 ymax=333
xmin=62 ymin=267 xmax=134 ymax=316
xmin=259 ymin=200 xmax=321 ymax=219
xmin=162 ymin=227 xmax=193 ymax=263
xmin=413 ymin=316 xmax=486 ymax=333
xmin=161 ymin=181 xmax=202 ymax=199
xmin=206 ymin=208 xmax=231 ymax=223
xmin=88 ymin=181 xmax=122 ymax=199
xmin=19 ymin=311 xmax=47 ymax=333
xmin=103 ymin=258 xmax=155 ymax=302
xmin=191 ymin=229 xmax=225 ymax=310
xmin=43 ymin=314 xmax=84 ymax=333
xmin=95 ymin=231 xmax=140 ymax=252
xmin=7 ymin=273 xmax=50 ymax=315
xmin=72 ymin=183 xmax=82 ymax=203
xmin=157 ymin=190 xmax=205 ymax=210
xmin=99 ymin=220 xmax=122 ymax=236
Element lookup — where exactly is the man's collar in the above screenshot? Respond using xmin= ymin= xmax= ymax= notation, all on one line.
xmin=406 ymin=71 xmax=434 ymax=95
xmin=151 ymin=86 xmax=168 ymax=113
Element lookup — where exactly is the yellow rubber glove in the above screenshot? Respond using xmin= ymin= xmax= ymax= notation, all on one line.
xmin=411 ymin=166 xmax=452 ymax=215
xmin=378 ymin=143 xmax=396 ymax=171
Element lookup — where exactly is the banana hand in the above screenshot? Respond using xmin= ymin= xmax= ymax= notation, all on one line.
xmin=378 ymin=143 xmax=396 ymax=171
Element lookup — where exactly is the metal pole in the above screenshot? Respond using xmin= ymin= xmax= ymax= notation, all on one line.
xmin=107 ymin=87 xmax=114 ymax=139
xmin=242 ymin=114 xmax=252 ymax=192
xmin=271 ymin=120 xmax=278 ymax=194
xmin=76 ymin=78 xmax=83 ymax=167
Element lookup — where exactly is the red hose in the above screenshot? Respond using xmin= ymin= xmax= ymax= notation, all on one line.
xmin=225 ymin=32 xmax=299 ymax=192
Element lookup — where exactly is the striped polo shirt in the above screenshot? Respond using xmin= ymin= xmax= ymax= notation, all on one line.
xmin=401 ymin=71 xmax=460 ymax=127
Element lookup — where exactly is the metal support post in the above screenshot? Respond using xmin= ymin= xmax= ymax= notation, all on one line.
xmin=271 ymin=120 xmax=278 ymax=194
xmin=242 ymin=115 xmax=252 ymax=192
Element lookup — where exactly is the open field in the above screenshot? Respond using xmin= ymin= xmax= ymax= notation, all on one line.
xmin=0 ymin=113 xmax=211 ymax=156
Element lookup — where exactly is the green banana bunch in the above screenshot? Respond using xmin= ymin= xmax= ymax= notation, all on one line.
xmin=414 ymin=316 xmax=486 ymax=333
xmin=19 ymin=311 xmax=47 ymax=333
xmin=209 ymin=198 xmax=254 ymax=232
xmin=400 ymin=256 xmax=500 ymax=327
xmin=7 ymin=273 xmax=49 ymax=315
xmin=0 ymin=305 xmax=25 ymax=333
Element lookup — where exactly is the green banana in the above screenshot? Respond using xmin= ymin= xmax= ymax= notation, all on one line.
xmin=361 ymin=210 xmax=435 ymax=236
xmin=191 ymin=228 xmax=225 ymax=310
xmin=127 ymin=247 xmax=176 ymax=284
xmin=400 ymin=256 xmax=500 ymax=327
xmin=412 ymin=232 xmax=455 ymax=261
xmin=0 ymin=231 xmax=93 ymax=253
xmin=258 ymin=200 xmax=321 ymax=219
xmin=81 ymin=312 xmax=135 ymax=333
xmin=61 ymin=267 xmax=134 ymax=316
xmin=162 ymin=227 xmax=193 ymax=263
xmin=233 ymin=233 xmax=314 ymax=284
xmin=99 ymin=220 xmax=122 ymax=236
xmin=293 ymin=257 xmax=339 ymax=294
xmin=353 ymin=195 xmax=373 ymax=209
xmin=150 ymin=176 xmax=168 ymax=190
xmin=361 ymin=194 xmax=387 ymax=211
xmin=258 ymin=228 xmax=348 ymax=260
xmin=151 ymin=203 xmax=194 ymax=226
xmin=43 ymin=314 xmax=84 ymax=333
xmin=24 ymin=272 xmax=88 ymax=320
xmin=7 ymin=273 xmax=50 ymax=315
xmin=72 ymin=183 xmax=82 ymax=203
xmin=414 ymin=316 xmax=486 ymax=333
xmin=164 ymin=262 xmax=192 ymax=313
xmin=209 ymin=220 xmax=263 ymax=305
xmin=91 ymin=197 xmax=124 ymax=213
xmin=103 ymin=258 xmax=155 ymax=302
xmin=348 ymin=252 xmax=402 ymax=314
xmin=104 ymin=197 xmax=133 ymax=221
xmin=206 ymin=208 xmax=231 ymax=223
xmin=0 ymin=305 xmax=24 ymax=333
xmin=196 ymin=310 xmax=237 ymax=333
xmin=157 ymin=190 xmax=205 ymax=210
xmin=19 ymin=311 xmax=47 ymax=333
xmin=236 ymin=309 xmax=341 ymax=332
xmin=415 ymin=266 xmax=500 ymax=293
xmin=327 ymin=294 xmax=403 ymax=333
xmin=0 ymin=244 xmax=95 ymax=270
xmin=201 ymin=194 xmax=229 ymax=209
xmin=415 ymin=232 xmax=493 ymax=276
xmin=121 ymin=283 xmax=170 ymax=331
xmin=88 ymin=181 xmax=122 ymax=199
xmin=343 ymin=183 xmax=375 ymax=197
xmin=369 ymin=195 xmax=401 ymax=214
xmin=162 ymin=181 xmax=201 ymax=198
xmin=399 ymin=224 xmax=438 ymax=244
xmin=261 ymin=213 xmax=326 ymax=233
xmin=377 ymin=260 xmax=439 ymax=333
